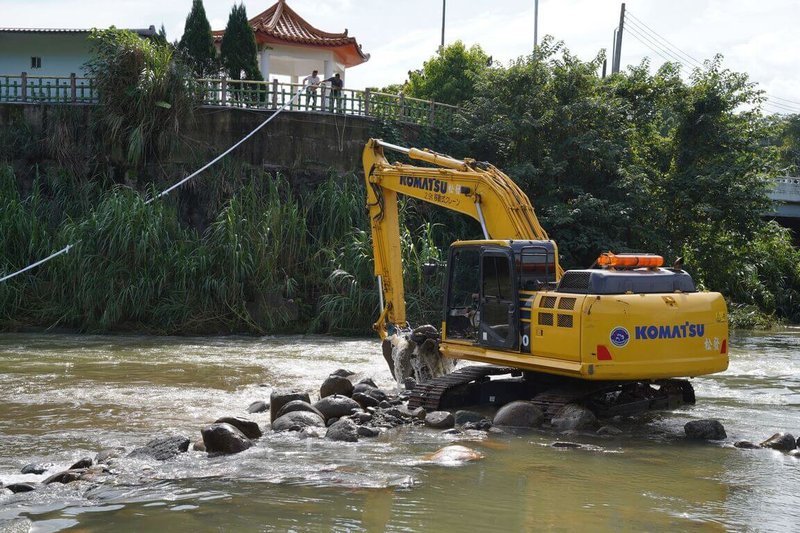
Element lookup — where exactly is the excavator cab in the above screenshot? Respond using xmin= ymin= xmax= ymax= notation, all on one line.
xmin=444 ymin=240 xmax=558 ymax=351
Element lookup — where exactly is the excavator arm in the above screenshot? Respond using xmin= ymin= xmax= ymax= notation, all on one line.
xmin=362 ymin=138 xmax=561 ymax=338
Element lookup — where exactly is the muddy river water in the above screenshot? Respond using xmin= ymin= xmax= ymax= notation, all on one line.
xmin=0 ymin=332 xmax=798 ymax=532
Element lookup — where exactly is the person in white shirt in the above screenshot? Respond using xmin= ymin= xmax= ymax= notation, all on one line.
xmin=303 ymin=70 xmax=321 ymax=109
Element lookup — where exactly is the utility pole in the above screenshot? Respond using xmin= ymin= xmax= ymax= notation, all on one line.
xmin=534 ymin=0 xmax=539 ymax=50
xmin=612 ymin=3 xmax=625 ymax=73
xmin=440 ymin=0 xmax=446 ymax=53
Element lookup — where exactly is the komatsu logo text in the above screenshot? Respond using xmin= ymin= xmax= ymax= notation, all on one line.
xmin=399 ymin=176 xmax=449 ymax=194
xmin=635 ymin=323 xmax=705 ymax=340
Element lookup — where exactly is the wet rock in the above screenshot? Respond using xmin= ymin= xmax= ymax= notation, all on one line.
xmin=734 ymin=440 xmax=761 ymax=449
xmin=214 ymin=417 xmax=262 ymax=439
xmin=358 ymin=377 xmax=378 ymax=388
xmin=43 ymin=469 xmax=85 ymax=485
xmin=201 ymin=423 xmax=252 ymax=455
xmin=788 ymin=449 xmax=800 ymax=458
xmin=455 ymin=410 xmax=484 ymax=426
xmin=411 ymin=407 xmax=426 ymax=420
xmin=684 ymin=419 xmax=727 ymax=441
xmin=69 ymin=457 xmax=93 ymax=470
xmin=276 ymin=400 xmax=325 ymax=420
xmin=246 ymin=400 xmax=269 ymax=414
xmin=128 ymin=435 xmax=191 ymax=461
xmin=350 ymin=412 xmax=373 ymax=425
xmin=326 ymin=417 xmax=340 ymax=427
xmin=6 ymin=483 xmax=36 ymax=493
xmin=551 ymin=404 xmax=597 ymax=431
xmin=425 ymin=445 xmax=483 ymax=464
xmin=78 ymin=465 xmax=110 ymax=483
xmin=271 ymin=411 xmax=325 ymax=432
xmin=463 ymin=419 xmax=493 ymax=431
xmin=369 ymin=389 xmax=389 ymax=403
xmin=552 ymin=442 xmax=582 ymax=449
xmin=385 ymin=406 xmax=413 ymax=420
xmin=404 ymin=377 xmax=417 ymax=390
xmin=379 ymin=400 xmax=392 ymax=409
xmin=352 ymin=392 xmax=379 ymax=409
xmin=192 ymin=439 xmax=206 ymax=452
xmin=357 ymin=426 xmax=380 ymax=438
xmin=596 ymin=425 xmax=623 ymax=436
xmin=95 ymin=448 xmax=125 ymax=464
xmin=298 ymin=427 xmax=326 ymax=439
xmin=425 ymin=411 xmax=455 ymax=429
xmin=331 ymin=368 xmax=355 ymax=378
xmin=410 ymin=324 xmax=439 ymax=345
xmin=760 ymin=433 xmax=797 ymax=451
xmin=313 ymin=395 xmax=362 ymax=422
xmin=326 ymin=419 xmax=359 ymax=442
xmin=20 ymin=463 xmax=50 ymax=475
xmin=441 ymin=428 xmax=463 ymax=436
xmin=320 ymin=375 xmax=354 ymax=398
xmin=270 ymin=390 xmax=311 ymax=423
xmin=493 ymin=401 xmax=544 ymax=428
xmin=381 ymin=337 xmax=396 ymax=378
xmin=390 ymin=330 xmax=454 ymax=384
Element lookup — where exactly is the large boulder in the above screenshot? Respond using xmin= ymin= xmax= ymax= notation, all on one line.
xmin=313 ymin=395 xmax=362 ymax=422
xmin=270 ymin=389 xmax=311 ymax=423
xmin=246 ymin=400 xmax=269 ymax=414
xmin=551 ymin=404 xmax=597 ymax=431
xmin=320 ymin=375 xmax=354 ymax=398
xmin=20 ymin=463 xmax=50 ymax=475
xmin=684 ymin=419 xmax=727 ymax=441
xmin=214 ymin=417 xmax=262 ymax=439
xmin=424 ymin=411 xmax=455 ymax=429
xmin=6 ymin=483 xmax=36 ymax=493
xmin=271 ymin=411 xmax=325 ymax=432
xmin=326 ymin=419 xmax=359 ymax=442
xmin=454 ymin=410 xmax=484 ymax=426
xmin=201 ymin=423 xmax=252 ymax=455
xmin=352 ymin=392 xmax=379 ymax=409
xmin=128 ymin=435 xmax=191 ymax=461
xmin=331 ymin=368 xmax=355 ymax=378
xmin=760 ymin=433 xmax=797 ymax=451
xmin=425 ymin=445 xmax=483 ymax=464
xmin=493 ymin=401 xmax=544 ymax=428
xmin=276 ymin=400 xmax=325 ymax=420
xmin=43 ymin=469 xmax=84 ymax=485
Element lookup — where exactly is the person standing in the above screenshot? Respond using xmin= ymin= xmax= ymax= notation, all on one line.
xmin=302 ymin=69 xmax=321 ymax=110
xmin=324 ymin=73 xmax=344 ymax=112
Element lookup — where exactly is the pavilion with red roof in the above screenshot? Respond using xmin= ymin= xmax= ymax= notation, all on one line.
xmin=213 ymin=0 xmax=369 ymax=86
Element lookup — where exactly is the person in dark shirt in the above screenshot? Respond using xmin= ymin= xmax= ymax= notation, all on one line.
xmin=324 ymin=73 xmax=344 ymax=112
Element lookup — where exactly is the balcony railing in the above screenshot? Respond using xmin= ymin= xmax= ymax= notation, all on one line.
xmin=0 ymin=73 xmax=460 ymax=129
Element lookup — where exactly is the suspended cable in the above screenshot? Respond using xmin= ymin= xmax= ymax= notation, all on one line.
xmin=624 ymin=25 xmax=684 ymax=66
xmin=626 ymin=11 xmax=705 ymax=68
xmin=0 ymin=89 xmax=304 ymax=284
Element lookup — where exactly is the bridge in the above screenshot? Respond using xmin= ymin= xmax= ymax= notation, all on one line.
xmin=0 ymin=74 xmax=458 ymax=129
xmin=767 ymin=177 xmax=800 ymax=222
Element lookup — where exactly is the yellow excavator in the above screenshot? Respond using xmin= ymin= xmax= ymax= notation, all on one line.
xmin=363 ymin=138 xmax=729 ymax=416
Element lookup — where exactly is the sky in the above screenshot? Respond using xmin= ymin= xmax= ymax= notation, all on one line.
xmin=3 ymin=0 xmax=799 ymax=114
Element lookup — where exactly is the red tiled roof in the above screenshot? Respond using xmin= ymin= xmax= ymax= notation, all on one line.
xmin=213 ymin=0 xmax=369 ymax=67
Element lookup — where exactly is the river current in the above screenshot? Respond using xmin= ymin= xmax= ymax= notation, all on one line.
xmin=0 ymin=332 xmax=798 ymax=532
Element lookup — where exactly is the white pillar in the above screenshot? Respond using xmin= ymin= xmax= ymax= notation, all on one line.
xmin=259 ymin=49 xmax=270 ymax=80
xmin=323 ymin=59 xmax=333 ymax=110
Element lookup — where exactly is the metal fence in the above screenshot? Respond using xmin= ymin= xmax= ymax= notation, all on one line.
xmin=0 ymin=73 xmax=459 ymax=129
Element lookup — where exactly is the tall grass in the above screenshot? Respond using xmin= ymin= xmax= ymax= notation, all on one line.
xmin=0 ymin=163 xmax=463 ymax=335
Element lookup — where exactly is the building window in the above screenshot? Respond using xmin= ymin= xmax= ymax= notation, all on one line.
xmin=31 ymin=57 xmax=41 ymax=69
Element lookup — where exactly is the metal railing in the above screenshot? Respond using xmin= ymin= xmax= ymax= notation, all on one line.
xmin=0 ymin=73 xmax=459 ymax=129
xmin=0 ymin=74 xmax=97 ymax=104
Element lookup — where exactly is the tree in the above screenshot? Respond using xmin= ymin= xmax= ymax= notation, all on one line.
xmin=405 ymin=41 xmax=490 ymax=105
xmin=178 ymin=0 xmax=217 ymax=77
xmin=220 ymin=4 xmax=262 ymax=81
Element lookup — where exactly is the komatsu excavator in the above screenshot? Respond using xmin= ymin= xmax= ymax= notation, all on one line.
xmin=363 ymin=138 xmax=729 ymax=417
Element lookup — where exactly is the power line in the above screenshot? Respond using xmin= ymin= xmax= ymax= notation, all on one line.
xmin=623 ymin=26 xmax=674 ymax=65
xmin=624 ymin=24 xmax=688 ymax=67
xmin=626 ymin=11 xmax=704 ymax=69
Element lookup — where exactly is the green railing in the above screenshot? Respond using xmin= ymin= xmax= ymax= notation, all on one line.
xmin=0 ymin=74 xmax=459 ymax=129
xmin=0 ymin=74 xmax=97 ymax=104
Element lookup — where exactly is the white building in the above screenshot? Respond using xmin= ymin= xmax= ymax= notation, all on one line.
xmin=212 ymin=0 xmax=370 ymax=85
xmin=0 ymin=27 xmax=156 ymax=77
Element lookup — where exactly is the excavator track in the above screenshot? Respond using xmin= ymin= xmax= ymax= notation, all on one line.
xmin=407 ymin=365 xmax=517 ymax=410
xmin=408 ymin=365 xmax=696 ymax=419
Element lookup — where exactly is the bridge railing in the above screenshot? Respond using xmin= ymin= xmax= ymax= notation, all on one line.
xmin=0 ymin=73 xmax=459 ymax=129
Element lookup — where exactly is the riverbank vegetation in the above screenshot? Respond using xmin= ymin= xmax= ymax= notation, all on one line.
xmin=1 ymin=33 xmax=799 ymax=334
